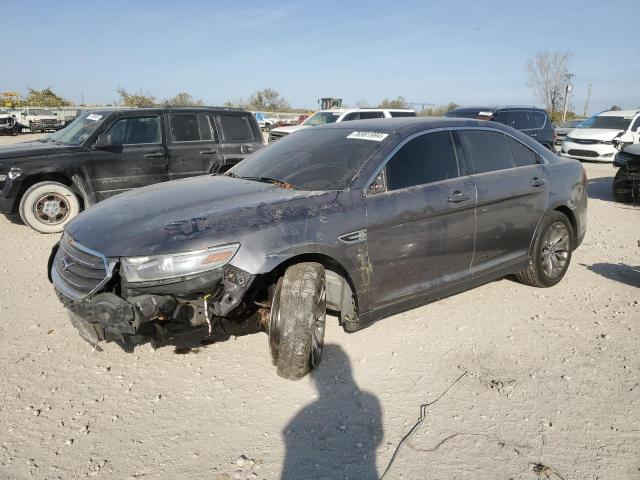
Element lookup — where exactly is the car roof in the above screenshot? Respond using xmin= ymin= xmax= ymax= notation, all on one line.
xmin=597 ymin=109 xmax=640 ymax=117
xmin=449 ymin=105 xmax=545 ymax=112
xmin=86 ymin=106 xmax=250 ymax=115
xmin=317 ymin=108 xmax=415 ymax=114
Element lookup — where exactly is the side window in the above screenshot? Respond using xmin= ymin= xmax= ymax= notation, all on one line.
xmin=385 ymin=131 xmax=459 ymax=191
xmin=507 ymin=136 xmax=538 ymax=167
xmin=389 ymin=111 xmax=416 ymax=118
xmin=510 ymin=111 xmax=531 ymax=130
xmin=530 ymin=112 xmax=546 ymax=129
xmin=460 ymin=130 xmax=514 ymax=174
xmin=631 ymin=116 xmax=640 ymax=131
xmin=169 ymin=114 xmax=213 ymax=142
xmin=219 ymin=115 xmax=255 ymax=142
xmin=342 ymin=113 xmax=359 ymax=121
xmin=358 ymin=111 xmax=384 ymax=119
xmin=494 ymin=111 xmax=511 ymax=126
xmin=107 ymin=116 xmax=160 ymax=145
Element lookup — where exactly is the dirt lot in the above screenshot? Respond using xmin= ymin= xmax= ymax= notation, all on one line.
xmin=0 ymin=133 xmax=638 ymax=479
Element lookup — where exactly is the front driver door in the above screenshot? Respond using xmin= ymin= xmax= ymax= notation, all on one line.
xmin=364 ymin=130 xmax=476 ymax=307
xmin=88 ymin=114 xmax=168 ymax=201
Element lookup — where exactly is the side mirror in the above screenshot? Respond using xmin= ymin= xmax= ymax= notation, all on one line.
xmin=367 ymin=171 xmax=387 ymax=195
xmin=94 ymin=133 xmax=114 ymax=149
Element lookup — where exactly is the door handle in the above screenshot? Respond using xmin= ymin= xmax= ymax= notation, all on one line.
xmin=530 ymin=178 xmax=546 ymax=188
xmin=199 ymin=150 xmax=218 ymax=155
xmin=530 ymin=133 xmax=538 ymax=137
xmin=447 ymin=191 xmax=471 ymax=203
xmin=144 ymin=152 xmax=164 ymax=158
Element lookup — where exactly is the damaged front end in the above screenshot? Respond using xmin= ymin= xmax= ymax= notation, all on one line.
xmin=49 ymin=233 xmax=258 ymax=351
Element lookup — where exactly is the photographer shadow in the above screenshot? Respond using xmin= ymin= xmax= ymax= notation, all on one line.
xmin=281 ymin=344 xmax=382 ymax=480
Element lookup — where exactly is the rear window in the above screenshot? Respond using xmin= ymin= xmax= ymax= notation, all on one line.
xmin=530 ymin=111 xmax=546 ymax=129
xmin=389 ymin=111 xmax=416 ymax=118
xmin=219 ymin=115 xmax=255 ymax=142
xmin=169 ymin=114 xmax=213 ymax=142
xmin=460 ymin=130 xmax=514 ymax=174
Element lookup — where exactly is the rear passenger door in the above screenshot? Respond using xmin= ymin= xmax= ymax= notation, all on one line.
xmin=166 ymin=112 xmax=223 ymax=180
xmin=364 ymin=130 xmax=476 ymax=306
xmin=458 ymin=129 xmax=548 ymax=274
xmin=216 ymin=113 xmax=262 ymax=170
xmin=88 ymin=114 xmax=167 ymax=200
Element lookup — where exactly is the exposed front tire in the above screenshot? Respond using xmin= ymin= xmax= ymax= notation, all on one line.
xmin=268 ymin=262 xmax=326 ymax=380
xmin=516 ymin=211 xmax=574 ymax=288
xmin=613 ymin=167 xmax=634 ymax=203
xmin=19 ymin=181 xmax=80 ymax=234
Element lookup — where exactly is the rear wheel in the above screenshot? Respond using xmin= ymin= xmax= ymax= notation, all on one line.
xmin=516 ymin=211 xmax=574 ymax=287
xmin=613 ymin=167 xmax=634 ymax=203
xmin=19 ymin=181 xmax=80 ymax=234
xmin=268 ymin=262 xmax=326 ymax=380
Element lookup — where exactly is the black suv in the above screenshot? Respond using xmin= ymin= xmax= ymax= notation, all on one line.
xmin=0 ymin=107 xmax=263 ymax=233
xmin=445 ymin=106 xmax=555 ymax=150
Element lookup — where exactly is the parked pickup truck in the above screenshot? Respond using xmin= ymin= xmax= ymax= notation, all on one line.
xmin=16 ymin=107 xmax=65 ymax=132
xmin=0 ymin=107 xmax=263 ymax=233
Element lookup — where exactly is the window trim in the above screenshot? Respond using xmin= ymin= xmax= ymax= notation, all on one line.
xmin=105 ymin=114 xmax=163 ymax=147
xmin=167 ymin=113 xmax=216 ymax=144
xmin=363 ymin=126 xmax=546 ymax=195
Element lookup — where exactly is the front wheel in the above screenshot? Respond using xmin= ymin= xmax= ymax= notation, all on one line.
xmin=19 ymin=181 xmax=81 ymax=234
xmin=516 ymin=211 xmax=574 ymax=287
xmin=613 ymin=167 xmax=634 ymax=203
xmin=268 ymin=262 xmax=326 ymax=380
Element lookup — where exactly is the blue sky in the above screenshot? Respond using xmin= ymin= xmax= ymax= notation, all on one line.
xmin=3 ymin=0 xmax=639 ymax=114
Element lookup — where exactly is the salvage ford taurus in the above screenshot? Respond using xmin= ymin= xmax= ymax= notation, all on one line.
xmin=49 ymin=118 xmax=588 ymax=380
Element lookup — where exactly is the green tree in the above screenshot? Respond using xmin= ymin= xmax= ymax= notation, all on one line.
xmin=117 ymin=87 xmax=157 ymax=107
xmin=163 ymin=92 xmax=204 ymax=107
xmin=378 ymin=96 xmax=409 ymax=109
xmin=22 ymin=87 xmax=73 ymax=107
xmin=247 ymin=88 xmax=290 ymax=111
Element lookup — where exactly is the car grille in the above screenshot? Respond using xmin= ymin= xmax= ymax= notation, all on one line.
xmin=268 ymin=131 xmax=288 ymax=143
xmin=566 ymin=137 xmax=599 ymax=145
xmin=52 ymin=233 xmax=113 ymax=300
xmin=568 ymin=149 xmax=599 ymax=158
xmin=0 ymin=118 xmax=9 ymax=125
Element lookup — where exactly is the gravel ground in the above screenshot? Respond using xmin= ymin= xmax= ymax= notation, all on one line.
xmin=0 ymin=134 xmax=639 ymax=479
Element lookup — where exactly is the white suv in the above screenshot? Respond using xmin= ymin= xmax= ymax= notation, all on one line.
xmin=268 ymin=108 xmax=416 ymax=142
xmin=560 ymin=109 xmax=640 ymax=162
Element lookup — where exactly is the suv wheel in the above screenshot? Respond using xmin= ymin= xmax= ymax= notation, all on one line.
xmin=19 ymin=181 xmax=80 ymax=234
xmin=516 ymin=211 xmax=574 ymax=287
xmin=613 ymin=167 xmax=633 ymax=203
xmin=268 ymin=262 xmax=326 ymax=380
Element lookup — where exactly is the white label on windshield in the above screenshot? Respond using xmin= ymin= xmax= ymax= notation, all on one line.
xmin=87 ymin=114 xmax=103 ymax=121
xmin=478 ymin=111 xmax=493 ymax=116
xmin=347 ymin=131 xmax=389 ymax=142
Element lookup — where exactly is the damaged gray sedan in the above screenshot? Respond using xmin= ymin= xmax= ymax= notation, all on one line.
xmin=49 ymin=118 xmax=587 ymax=380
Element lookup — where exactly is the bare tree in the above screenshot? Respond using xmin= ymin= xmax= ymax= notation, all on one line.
xmin=247 ymin=88 xmax=290 ymax=111
xmin=378 ymin=96 xmax=409 ymax=109
xmin=526 ymin=51 xmax=572 ymax=120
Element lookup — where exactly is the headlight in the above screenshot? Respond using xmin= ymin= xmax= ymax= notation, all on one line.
xmin=8 ymin=168 xmax=22 ymax=180
xmin=121 ymin=243 xmax=240 ymax=283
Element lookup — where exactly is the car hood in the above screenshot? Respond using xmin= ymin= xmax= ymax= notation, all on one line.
xmin=271 ymin=125 xmax=308 ymax=134
xmin=0 ymin=141 xmax=78 ymax=160
xmin=566 ymin=129 xmax=624 ymax=141
xmin=66 ymin=174 xmax=333 ymax=257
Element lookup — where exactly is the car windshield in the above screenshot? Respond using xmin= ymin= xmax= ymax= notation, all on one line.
xmin=560 ymin=120 xmax=583 ymax=128
xmin=227 ymin=128 xmax=386 ymax=190
xmin=302 ymin=111 xmax=342 ymax=126
xmin=579 ymin=115 xmax=632 ymax=130
xmin=45 ymin=111 xmax=107 ymax=145
xmin=29 ymin=108 xmax=54 ymax=115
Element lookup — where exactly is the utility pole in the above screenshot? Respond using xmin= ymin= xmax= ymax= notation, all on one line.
xmin=562 ymin=73 xmax=575 ymax=122
xmin=582 ymin=83 xmax=592 ymax=118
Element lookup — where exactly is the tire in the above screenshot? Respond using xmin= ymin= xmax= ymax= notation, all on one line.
xmin=613 ymin=167 xmax=633 ymax=203
xmin=516 ymin=211 xmax=574 ymax=288
xmin=268 ymin=262 xmax=326 ymax=380
xmin=19 ymin=181 xmax=80 ymax=234
xmin=265 ymin=124 xmax=272 ymax=132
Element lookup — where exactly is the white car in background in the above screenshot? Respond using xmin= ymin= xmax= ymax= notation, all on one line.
xmin=560 ymin=109 xmax=640 ymax=162
xmin=268 ymin=108 xmax=416 ymax=142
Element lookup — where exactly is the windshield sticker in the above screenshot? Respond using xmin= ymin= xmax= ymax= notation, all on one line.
xmin=347 ymin=131 xmax=389 ymax=142
xmin=478 ymin=111 xmax=493 ymax=116
xmin=87 ymin=114 xmax=103 ymax=121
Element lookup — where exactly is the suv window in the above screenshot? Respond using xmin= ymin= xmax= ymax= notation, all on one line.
xmin=507 ymin=136 xmax=538 ymax=167
xmin=358 ymin=111 xmax=384 ymax=119
xmin=108 ymin=116 xmax=160 ymax=145
xmin=530 ymin=111 xmax=546 ymax=129
xmin=342 ymin=112 xmax=359 ymax=121
xmin=385 ymin=131 xmax=459 ymax=190
xmin=460 ymin=130 xmax=514 ymax=174
xmin=219 ymin=115 xmax=254 ymax=142
xmin=389 ymin=111 xmax=416 ymax=118
xmin=510 ymin=111 xmax=531 ymax=130
xmin=494 ymin=111 xmax=512 ymax=127
xmin=169 ymin=114 xmax=213 ymax=142
xmin=631 ymin=116 xmax=640 ymax=131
